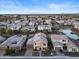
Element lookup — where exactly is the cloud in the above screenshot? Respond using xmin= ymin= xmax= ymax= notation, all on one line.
xmin=49 ymin=2 xmax=79 ymax=10
xmin=48 ymin=2 xmax=79 ymax=13
xmin=0 ymin=0 xmax=79 ymax=14
xmin=0 ymin=8 xmax=52 ymax=14
xmin=0 ymin=0 xmax=51 ymax=14
xmin=0 ymin=0 xmax=22 ymax=8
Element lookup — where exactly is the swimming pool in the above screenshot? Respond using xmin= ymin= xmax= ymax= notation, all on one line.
xmin=62 ymin=29 xmax=79 ymax=40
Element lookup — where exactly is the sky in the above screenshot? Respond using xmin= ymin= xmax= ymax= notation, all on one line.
xmin=0 ymin=0 xmax=79 ymax=14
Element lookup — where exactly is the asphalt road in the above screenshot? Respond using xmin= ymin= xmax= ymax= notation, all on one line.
xmin=0 ymin=57 xmax=79 ymax=59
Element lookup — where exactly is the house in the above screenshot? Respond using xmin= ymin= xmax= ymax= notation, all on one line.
xmin=22 ymin=25 xmax=35 ymax=32
xmin=0 ymin=35 xmax=27 ymax=50
xmin=37 ymin=17 xmax=43 ymax=23
xmin=8 ymin=23 xmax=21 ymax=30
xmin=45 ymin=19 xmax=52 ymax=24
xmin=38 ymin=25 xmax=52 ymax=32
xmin=0 ymin=22 xmax=7 ymax=29
xmin=67 ymin=39 xmax=79 ymax=52
xmin=29 ymin=21 xmax=36 ymax=26
xmin=63 ymin=20 xmax=75 ymax=26
xmin=73 ymin=22 xmax=79 ymax=30
xmin=56 ymin=19 xmax=75 ymax=26
xmin=51 ymin=35 xmax=68 ymax=50
xmin=56 ymin=20 xmax=64 ymax=25
xmin=0 ymin=24 xmax=7 ymax=29
xmin=37 ymin=17 xmax=42 ymax=21
xmin=51 ymin=34 xmax=79 ymax=52
xmin=27 ymin=33 xmax=48 ymax=51
xmin=29 ymin=17 xmax=36 ymax=21
xmin=14 ymin=20 xmax=21 ymax=24
xmin=0 ymin=36 xmax=6 ymax=44
xmin=7 ymin=20 xmax=22 ymax=30
xmin=20 ymin=15 xmax=27 ymax=20
xmin=21 ymin=20 xmax=29 ymax=26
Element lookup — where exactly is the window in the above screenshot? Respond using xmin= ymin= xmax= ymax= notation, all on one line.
xmin=62 ymin=40 xmax=66 ymax=42
xmin=72 ymin=48 xmax=76 ymax=52
xmin=35 ymin=43 xmax=36 ymax=45
xmin=40 ymin=48 xmax=41 ymax=50
xmin=63 ymin=44 xmax=66 ymax=46
xmin=35 ymin=47 xmax=37 ymax=50
xmin=63 ymin=45 xmax=67 ymax=50
xmin=43 ymin=43 xmax=46 ymax=46
xmin=43 ymin=48 xmax=46 ymax=50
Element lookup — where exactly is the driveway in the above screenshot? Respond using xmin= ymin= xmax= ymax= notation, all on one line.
xmin=24 ymin=48 xmax=33 ymax=56
xmin=56 ymin=49 xmax=65 ymax=56
xmin=0 ymin=49 xmax=5 ymax=56
xmin=56 ymin=51 xmax=64 ymax=56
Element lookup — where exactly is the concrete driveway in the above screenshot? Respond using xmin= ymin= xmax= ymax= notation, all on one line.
xmin=0 ymin=49 xmax=5 ymax=56
xmin=56 ymin=49 xmax=65 ymax=56
xmin=56 ymin=51 xmax=64 ymax=56
xmin=53 ymin=47 xmax=65 ymax=56
xmin=24 ymin=48 xmax=33 ymax=56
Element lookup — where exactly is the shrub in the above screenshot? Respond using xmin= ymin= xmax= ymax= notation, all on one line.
xmin=5 ymin=48 xmax=15 ymax=55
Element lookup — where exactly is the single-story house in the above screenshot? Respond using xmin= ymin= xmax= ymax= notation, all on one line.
xmin=51 ymin=35 xmax=68 ymax=50
xmin=63 ymin=20 xmax=75 ymax=25
xmin=0 ymin=35 xmax=27 ymax=50
xmin=8 ymin=23 xmax=21 ymax=30
xmin=0 ymin=22 xmax=7 ymax=29
xmin=23 ymin=25 xmax=35 ymax=32
xmin=51 ymin=34 xmax=79 ymax=52
xmin=56 ymin=20 xmax=64 ymax=25
xmin=38 ymin=25 xmax=52 ymax=32
xmin=0 ymin=36 xmax=6 ymax=44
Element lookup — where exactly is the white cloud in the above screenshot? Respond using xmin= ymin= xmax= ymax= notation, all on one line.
xmin=0 ymin=0 xmax=52 ymax=14
xmin=48 ymin=2 xmax=79 ymax=13
xmin=1 ymin=8 xmax=51 ymax=14
xmin=0 ymin=0 xmax=79 ymax=14
xmin=49 ymin=2 xmax=79 ymax=10
xmin=0 ymin=0 xmax=22 ymax=8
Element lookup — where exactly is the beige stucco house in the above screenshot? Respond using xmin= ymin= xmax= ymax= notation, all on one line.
xmin=27 ymin=33 xmax=48 ymax=51
xmin=73 ymin=22 xmax=79 ymax=30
